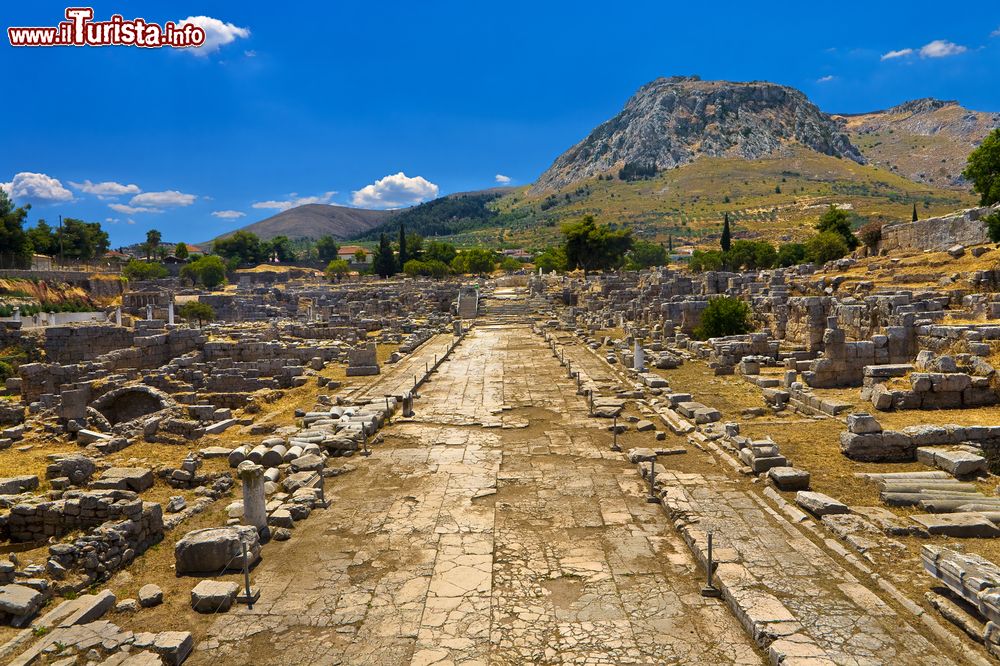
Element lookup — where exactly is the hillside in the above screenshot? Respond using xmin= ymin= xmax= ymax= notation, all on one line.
xmin=483 ymin=146 xmax=976 ymax=250
xmin=211 ymin=204 xmax=395 ymax=242
xmin=354 ymin=188 xmax=517 ymax=241
xmin=840 ymin=98 xmax=1000 ymax=188
xmin=532 ymin=76 xmax=864 ymax=194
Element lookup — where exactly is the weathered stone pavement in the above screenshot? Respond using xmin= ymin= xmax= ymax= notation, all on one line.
xmin=193 ymin=323 xmax=763 ymax=665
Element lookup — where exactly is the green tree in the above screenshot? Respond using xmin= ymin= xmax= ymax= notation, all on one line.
xmin=424 ymin=241 xmax=457 ymax=265
xmin=213 ymin=231 xmax=267 ymax=265
xmin=178 ymin=301 xmax=215 ymax=327
xmin=776 ymin=243 xmax=807 ymax=267
xmin=180 ymin=255 xmax=227 ymax=289
xmin=316 ymin=236 xmax=339 ymax=262
xmin=0 ymin=191 xmax=31 ymax=268
xmin=805 ymin=231 xmax=850 ymax=264
xmin=499 ymin=256 xmax=522 ymax=272
xmin=721 ymin=213 xmax=732 ymax=253
xmin=145 ymin=229 xmax=161 ymax=259
xmin=534 ymin=246 xmax=568 ymax=273
xmin=626 ymin=240 xmax=668 ymax=269
xmin=406 ymin=232 xmax=424 ymax=260
xmin=562 ymin=215 xmax=633 ymax=273
xmin=267 ymin=235 xmax=295 ymax=262
xmin=372 ymin=233 xmax=397 ymax=277
xmin=397 ymin=223 xmax=408 ymax=267
xmin=725 ymin=240 xmax=777 ymax=270
xmin=325 ymin=259 xmax=350 ymax=280
xmin=59 ymin=218 xmax=109 ymax=261
xmin=403 ymin=259 xmax=450 ymax=277
xmin=964 ymin=129 xmax=1000 ymax=205
xmin=689 ymin=250 xmax=724 ymax=272
xmin=694 ymin=296 xmax=753 ymax=340
xmin=451 ymin=247 xmax=497 ymax=274
xmin=122 ymin=259 xmax=168 ymax=281
xmin=354 ymin=248 xmax=368 ymax=263
xmin=27 ymin=220 xmax=56 ymax=256
xmin=815 ymin=205 xmax=858 ymax=250
xmin=174 ymin=242 xmax=189 ymax=260
xmin=912 ymin=203 xmax=918 ymax=222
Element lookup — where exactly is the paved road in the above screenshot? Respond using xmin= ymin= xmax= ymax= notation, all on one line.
xmin=194 ymin=323 xmax=763 ymax=665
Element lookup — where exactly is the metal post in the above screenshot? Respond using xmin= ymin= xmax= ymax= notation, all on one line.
xmin=701 ymin=530 xmax=721 ymax=597
xmin=384 ymin=395 xmax=392 ymax=424
xmin=611 ymin=415 xmax=621 ymax=452
xmin=241 ymin=539 xmax=254 ymax=610
xmin=646 ymin=454 xmax=658 ymax=503
xmin=361 ymin=429 xmax=371 ymax=457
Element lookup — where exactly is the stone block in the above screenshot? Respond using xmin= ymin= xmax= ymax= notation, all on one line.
xmin=190 ymin=580 xmax=239 ymax=613
xmin=768 ymin=466 xmax=810 ymax=491
xmin=795 ymin=491 xmax=849 ymax=517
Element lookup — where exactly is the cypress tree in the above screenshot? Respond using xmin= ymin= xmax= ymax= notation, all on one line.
xmin=398 ymin=223 xmax=408 ymax=267
xmin=373 ymin=233 xmax=397 ymax=278
xmin=721 ymin=213 xmax=732 ymax=253
xmin=668 ymin=234 xmax=673 ymax=252
xmin=912 ymin=203 xmax=918 ymax=222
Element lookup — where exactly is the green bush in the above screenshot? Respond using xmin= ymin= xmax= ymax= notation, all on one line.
xmin=533 ymin=246 xmax=567 ymax=273
xmin=985 ymin=213 xmax=1000 ymax=243
xmin=694 ymin=296 xmax=753 ymax=340
xmin=451 ymin=248 xmax=496 ymax=274
xmin=122 ymin=259 xmax=168 ymax=281
xmin=689 ymin=250 xmax=723 ymax=272
xmin=776 ymin=243 xmax=807 ymax=267
xmin=805 ymin=231 xmax=850 ymax=264
xmin=0 ymin=361 xmax=13 ymax=383
xmin=402 ymin=259 xmax=451 ymax=278
xmin=325 ymin=259 xmax=350 ymax=280
xmin=498 ymin=256 xmax=522 ymax=272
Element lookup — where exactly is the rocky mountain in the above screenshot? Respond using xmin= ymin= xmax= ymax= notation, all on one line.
xmin=839 ymin=98 xmax=1000 ymax=188
xmin=212 ymin=204 xmax=395 ymax=242
xmin=532 ymin=76 xmax=865 ymax=193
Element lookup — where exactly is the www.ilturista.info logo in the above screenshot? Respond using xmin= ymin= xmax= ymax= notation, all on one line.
xmin=8 ymin=8 xmax=206 ymax=49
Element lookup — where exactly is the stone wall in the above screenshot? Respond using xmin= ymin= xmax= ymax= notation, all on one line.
xmin=879 ymin=205 xmax=997 ymax=253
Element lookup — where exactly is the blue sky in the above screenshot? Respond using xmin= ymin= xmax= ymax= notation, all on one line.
xmin=3 ymin=1 xmax=999 ymax=246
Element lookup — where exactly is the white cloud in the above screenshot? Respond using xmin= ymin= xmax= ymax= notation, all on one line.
xmin=109 ymin=203 xmax=161 ymax=214
xmin=179 ymin=16 xmax=250 ymax=56
xmin=127 ymin=219 xmax=136 ymax=225
xmin=244 ymin=50 xmax=257 ymax=58
xmin=252 ymin=192 xmax=336 ymax=212
xmin=993 ymin=27 xmax=1000 ymax=38
xmin=495 ymin=174 xmax=512 ymax=184
xmin=212 ymin=210 xmax=246 ymax=219
xmin=69 ymin=179 xmax=140 ymax=199
xmin=920 ymin=39 xmax=967 ymax=58
xmin=881 ymin=48 xmax=913 ymax=60
xmin=105 ymin=217 xmax=120 ymax=224
xmin=816 ymin=75 xmax=835 ymax=83
xmin=0 ymin=172 xmax=73 ymax=202
xmin=351 ymin=173 xmax=439 ymax=209
xmin=130 ymin=190 xmax=196 ymax=208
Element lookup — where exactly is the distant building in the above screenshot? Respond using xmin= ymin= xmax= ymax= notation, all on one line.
xmin=31 ymin=254 xmax=54 ymax=271
xmin=501 ymin=248 xmax=531 ymax=260
xmin=102 ymin=250 xmax=130 ymax=267
xmin=338 ymin=245 xmax=372 ymax=264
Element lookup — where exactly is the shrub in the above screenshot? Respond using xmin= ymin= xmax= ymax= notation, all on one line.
xmin=403 ymin=259 xmax=451 ymax=278
xmin=533 ymin=246 xmax=567 ymax=273
xmin=451 ymin=248 xmax=496 ymax=274
xmin=122 ymin=259 xmax=168 ymax=281
xmin=776 ymin=243 xmax=807 ymax=267
xmin=689 ymin=250 xmax=723 ymax=272
xmin=858 ymin=221 xmax=884 ymax=252
xmin=499 ymin=256 xmax=522 ymax=272
xmin=985 ymin=213 xmax=1000 ymax=243
xmin=0 ymin=361 xmax=13 ymax=383
xmin=964 ymin=129 xmax=1000 ymax=205
xmin=805 ymin=232 xmax=850 ymax=264
xmin=694 ymin=296 xmax=753 ymax=340
xmin=325 ymin=259 xmax=350 ymax=280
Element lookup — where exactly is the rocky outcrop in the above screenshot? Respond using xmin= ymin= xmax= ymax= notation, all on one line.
xmin=532 ymin=76 xmax=864 ymax=193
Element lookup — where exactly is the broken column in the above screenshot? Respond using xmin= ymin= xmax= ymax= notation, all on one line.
xmin=168 ymin=301 xmax=175 ymax=326
xmin=237 ymin=461 xmax=268 ymax=540
xmin=346 ymin=342 xmax=380 ymax=376
xmin=633 ymin=339 xmax=645 ymax=372
xmin=146 ymin=304 xmax=153 ymax=321
xmin=115 ymin=307 xmax=122 ymax=326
